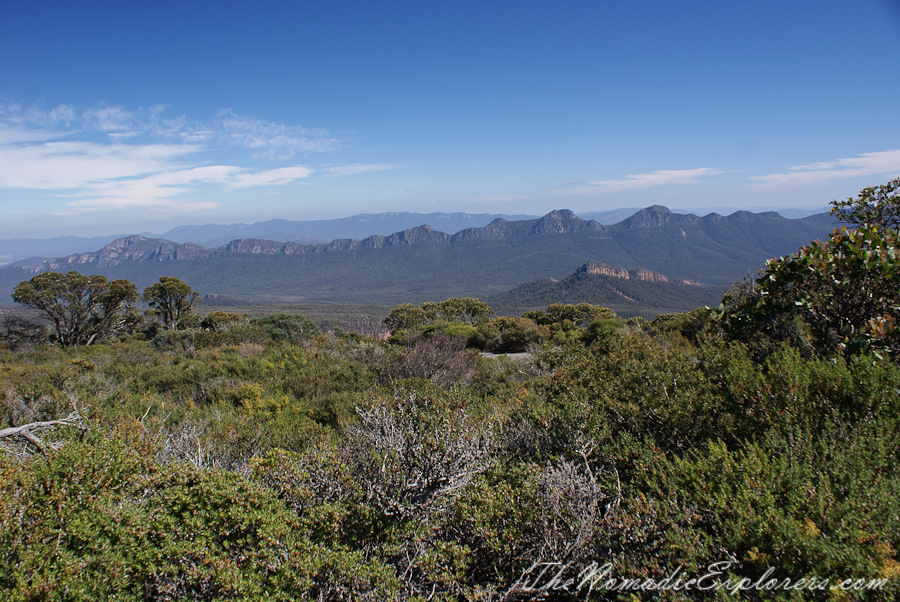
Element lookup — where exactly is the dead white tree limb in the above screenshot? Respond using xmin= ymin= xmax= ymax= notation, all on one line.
xmin=0 ymin=409 xmax=84 ymax=459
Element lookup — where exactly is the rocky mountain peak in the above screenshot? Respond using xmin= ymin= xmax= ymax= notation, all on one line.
xmin=543 ymin=209 xmax=578 ymax=220
xmin=620 ymin=205 xmax=677 ymax=228
xmin=529 ymin=209 xmax=603 ymax=235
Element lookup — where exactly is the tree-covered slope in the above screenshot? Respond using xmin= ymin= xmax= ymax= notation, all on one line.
xmin=486 ymin=264 xmax=724 ymax=317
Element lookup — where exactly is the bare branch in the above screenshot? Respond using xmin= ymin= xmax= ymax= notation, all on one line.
xmin=0 ymin=408 xmax=85 ymax=460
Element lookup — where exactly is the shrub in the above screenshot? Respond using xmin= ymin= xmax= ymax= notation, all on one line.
xmin=250 ymin=312 xmax=320 ymax=345
xmin=726 ymin=225 xmax=900 ymax=357
xmin=0 ymin=435 xmax=399 ymax=601
xmin=476 ymin=317 xmax=548 ymax=353
xmin=369 ymin=331 xmax=479 ymax=388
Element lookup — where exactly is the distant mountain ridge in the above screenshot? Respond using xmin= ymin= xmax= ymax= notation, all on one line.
xmin=0 ymin=206 xmax=839 ymax=310
xmin=23 ymin=209 xmax=605 ymax=272
xmin=158 ymin=211 xmax=541 ymax=247
xmin=0 ymin=206 xmax=831 ymax=266
xmin=0 ymin=211 xmax=539 ymax=266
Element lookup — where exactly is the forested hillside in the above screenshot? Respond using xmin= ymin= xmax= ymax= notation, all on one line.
xmin=486 ymin=262 xmax=723 ymax=317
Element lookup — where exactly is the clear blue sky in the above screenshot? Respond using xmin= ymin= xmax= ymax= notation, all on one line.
xmin=1 ymin=0 xmax=899 ymax=237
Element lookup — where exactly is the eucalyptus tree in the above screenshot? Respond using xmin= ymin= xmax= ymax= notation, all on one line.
xmin=12 ymin=271 xmax=138 ymax=348
xmin=142 ymin=276 xmax=200 ymax=331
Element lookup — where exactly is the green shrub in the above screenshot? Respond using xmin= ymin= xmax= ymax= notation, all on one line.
xmin=0 ymin=435 xmax=398 ymax=601
xmin=476 ymin=317 xmax=548 ymax=353
xmin=250 ymin=312 xmax=320 ymax=345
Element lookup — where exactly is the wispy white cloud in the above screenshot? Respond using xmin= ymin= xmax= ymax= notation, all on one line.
xmin=61 ymin=165 xmax=316 ymax=211
xmin=324 ymin=163 xmax=403 ymax=176
xmin=0 ymin=139 xmax=201 ymax=189
xmin=226 ymin=165 xmax=315 ymax=189
xmin=215 ymin=108 xmax=339 ymax=159
xmin=82 ymin=105 xmax=136 ymax=132
xmin=554 ymin=167 xmax=722 ymax=195
xmin=0 ymin=102 xmax=349 ymax=214
xmin=750 ymin=149 xmax=900 ymax=187
xmin=68 ymin=166 xmax=239 ymax=210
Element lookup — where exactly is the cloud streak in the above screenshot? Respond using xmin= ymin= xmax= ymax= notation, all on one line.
xmin=0 ymin=102 xmax=384 ymax=214
xmin=0 ymin=139 xmax=201 ymax=189
xmin=227 ymin=166 xmax=315 ymax=189
xmin=215 ymin=108 xmax=339 ymax=159
xmin=324 ymin=163 xmax=403 ymax=176
xmin=750 ymin=149 xmax=900 ymax=187
xmin=554 ymin=167 xmax=722 ymax=195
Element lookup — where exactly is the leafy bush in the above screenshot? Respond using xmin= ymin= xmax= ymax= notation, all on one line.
xmin=250 ymin=312 xmax=320 ymax=345
xmin=476 ymin=316 xmax=547 ymax=353
xmin=831 ymin=176 xmax=900 ymax=230
xmin=384 ymin=297 xmax=494 ymax=337
xmin=200 ymin=310 xmax=249 ymax=332
xmin=0 ymin=435 xmax=399 ymax=601
xmin=369 ymin=331 xmax=479 ymax=388
xmin=726 ymin=225 xmax=900 ymax=357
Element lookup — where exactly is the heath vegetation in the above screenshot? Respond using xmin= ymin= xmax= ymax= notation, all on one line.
xmin=1 ymin=181 xmax=899 ymax=600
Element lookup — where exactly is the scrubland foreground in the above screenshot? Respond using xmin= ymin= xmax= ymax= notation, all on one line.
xmin=1 ymin=180 xmax=899 ymax=601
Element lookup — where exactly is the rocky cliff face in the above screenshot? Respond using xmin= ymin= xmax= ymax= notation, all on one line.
xmin=223 ymin=239 xmax=288 ymax=254
xmin=578 ymin=263 xmax=631 ymax=279
xmin=29 ymin=222 xmax=460 ymax=270
xmin=450 ymin=209 xmax=604 ymax=240
xmin=33 ymin=236 xmax=215 ymax=272
xmin=701 ymin=210 xmax=783 ymax=223
xmin=577 ymin=262 xmax=703 ymax=286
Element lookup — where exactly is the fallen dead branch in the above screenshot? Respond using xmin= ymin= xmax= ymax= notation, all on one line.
xmin=0 ymin=406 xmax=85 ymax=460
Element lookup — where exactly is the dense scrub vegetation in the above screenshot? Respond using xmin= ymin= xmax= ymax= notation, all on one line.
xmin=1 ymin=182 xmax=898 ymax=600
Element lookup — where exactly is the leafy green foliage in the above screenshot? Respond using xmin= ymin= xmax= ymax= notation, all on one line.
xmin=199 ymin=310 xmax=248 ymax=332
xmin=143 ymin=276 xmax=200 ymax=331
xmin=385 ymin=297 xmax=494 ymax=337
xmin=421 ymin=297 xmax=494 ymax=325
xmin=12 ymin=271 xmax=138 ymax=348
xmin=727 ymin=225 xmax=900 ymax=356
xmin=0 ymin=437 xmax=398 ymax=601
xmin=525 ymin=302 xmax=618 ymax=328
xmin=384 ymin=302 xmax=428 ymax=332
xmin=831 ymin=176 xmax=900 ymax=229
xmin=521 ymin=302 xmax=624 ymax=346
xmin=476 ymin=316 xmax=548 ymax=353
xmin=250 ymin=312 xmax=319 ymax=345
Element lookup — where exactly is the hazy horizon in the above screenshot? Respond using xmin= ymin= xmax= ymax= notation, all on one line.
xmin=0 ymin=204 xmax=834 ymax=242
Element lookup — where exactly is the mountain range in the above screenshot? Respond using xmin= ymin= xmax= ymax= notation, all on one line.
xmin=0 ymin=206 xmax=839 ymax=315
xmin=0 ymin=212 xmax=539 ymax=266
xmin=0 ymin=207 xmax=831 ymax=267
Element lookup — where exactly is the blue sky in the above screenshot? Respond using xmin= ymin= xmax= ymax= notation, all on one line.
xmin=1 ymin=0 xmax=899 ymax=237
